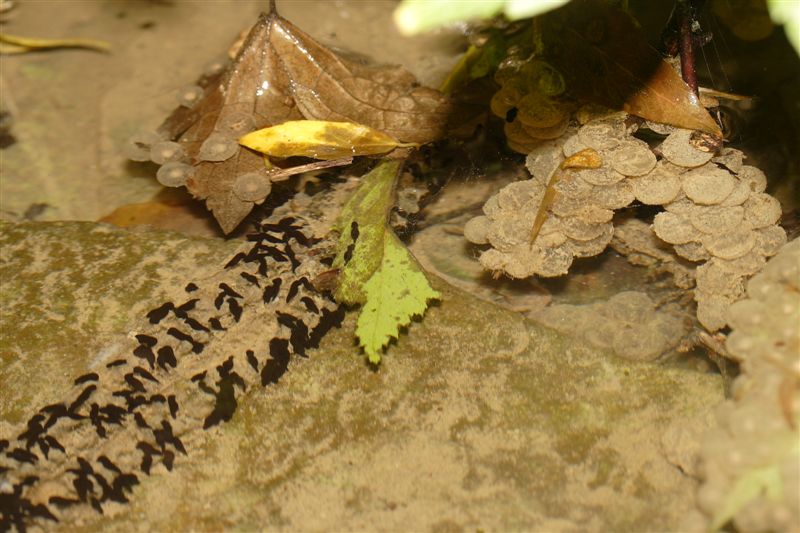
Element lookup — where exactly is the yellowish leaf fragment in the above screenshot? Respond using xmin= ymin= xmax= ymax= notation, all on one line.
xmin=529 ymin=170 xmax=560 ymax=244
xmin=356 ymin=232 xmax=440 ymax=364
xmin=239 ymin=120 xmax=415 ymax=161
xmin=562 ymin=147 xmax=602 ymax=170
xmin=0 ymin=33 xmax=110 ymax=54
xmin=438 ymin=43 xmax=481 ymax=94
xmin=531 ymin=148 xmax=602 ymax=243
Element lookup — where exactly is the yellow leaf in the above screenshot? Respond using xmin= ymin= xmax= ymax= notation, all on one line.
xmin=239 ymin=120 xmax=415 ymax=160
xmin=0 ymin=33 xmax=110 ymax=54
xmin=561 ymin=148 xmax=602 ymax=170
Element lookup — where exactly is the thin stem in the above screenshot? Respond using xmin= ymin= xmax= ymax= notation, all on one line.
xmin=678 ymin=0 xmax=698 ymax=95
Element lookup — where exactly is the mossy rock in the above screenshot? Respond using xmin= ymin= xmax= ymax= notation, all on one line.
xmin=0 ymin=221 xmax=240 ymax=423
xmin=0 ymin=221 xmax=723 ymax=531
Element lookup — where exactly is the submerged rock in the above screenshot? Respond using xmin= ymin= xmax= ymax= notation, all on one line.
xmin=0 ymin=220 xmax=723 ymax=531
xmin=0 ymin=221 xmax=240 ymax=425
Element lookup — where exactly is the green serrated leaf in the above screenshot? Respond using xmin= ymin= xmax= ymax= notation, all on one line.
xmin=356 ymin=232 xmax=440 ymax=364
xmin=330 ymin=159 xmax=440 ymax=363
xmin=332 ymin=160 xmax=402 ymax=304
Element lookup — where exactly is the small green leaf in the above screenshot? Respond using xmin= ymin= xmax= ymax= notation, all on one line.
xmin=394 ymin=0 xmax=505 ymax=36
xmin=331 ymin=159 xmax=440 ymax=363
xmin=356 ymin=232 xmax=440 ymax=364
xmin=393 ymin=0 xmax=570 ymax=36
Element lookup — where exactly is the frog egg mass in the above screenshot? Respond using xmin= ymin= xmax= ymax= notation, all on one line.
xmin=149 ymin=141 xmax=186 ymax=165
xmin=216 ymin=112 xmax=256 ymax=138
xmin=177 ymin=85 xmax=204 ymax=108
xmin=125 ymin=130 xmax=163 ymax=162
xmin=233 ymin=172 xmax=272 ymax=202
xmin=202 ymin=56 xmax=229 ymax=78
xmin=198 ymin=133 xmax=239 ymax=162
xmin=156 ymin=161 xmax=195 ymax=187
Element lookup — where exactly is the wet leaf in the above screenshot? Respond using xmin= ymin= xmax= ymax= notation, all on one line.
xmin=239 ymin=120 xmax=415 ymax=160
xmin=541 ymin=0 xmax=721 ymax=135
xmin=267 ymin=10 xmax=449 ymax=144
xmin=0 ymin=33 xmax=109 ymax=54
xmin=153 ymin=6 xmax=448 ymax=234
xmin=331 ymin=159 xmax=439 ymax=363
xmin=332 ymin=160 xmax=402 ymax=304
xmin=356 ymin=232 xmax=440 ymax=364
xmin=99 ymin=189 xmax=220 ymax=237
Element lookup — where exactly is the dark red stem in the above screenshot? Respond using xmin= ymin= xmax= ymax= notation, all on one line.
xmin=678 ymin=1 xmax=698 ymax=95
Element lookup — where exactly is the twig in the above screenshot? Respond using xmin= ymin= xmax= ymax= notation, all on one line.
xmin=267 ymin=157 xmax=354 ymax=182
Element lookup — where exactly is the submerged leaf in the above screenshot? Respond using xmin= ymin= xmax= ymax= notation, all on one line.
xmin=333 ymin=160 xmax=402 ymax=304
xmin=239 ymin=120 xmax=415 ymax=160
xmin=357 ymin=232 xmax=440 ymax=364
xmin=0 ymin=33 xmax=110 ymax=54
xmin=153 ymin=6 xmax=448 ymax=234
xmin=267 ymin=11 xmax=450 ymax=144
xmin=541 ymin=0 xmax=721 ymax=135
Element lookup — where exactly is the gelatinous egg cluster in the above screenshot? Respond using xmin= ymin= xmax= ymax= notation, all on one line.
xmin=530 ymin=291 xmax=687 ymax=361
xmin=651 ymin=138 xmax=786 ymax=330
xmin=465 ymin=112 xmax=640 ymax=278
xmin=490 ymin=58 xmax=573 ymax=153
xmin=126 ymin=68 xmax=275 ymax=209
xmin=125 ymin=50 xmax=277 ymax=216
xmin=466 ymin=109 xmax=787 ymax=332
xmin=696 ymin=238 xmax=799 ymax=532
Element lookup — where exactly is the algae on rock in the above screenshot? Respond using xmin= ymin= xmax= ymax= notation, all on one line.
xmin=0 ymin=221 xmax=240 ymax=424
xmin=1 ymin=221 xmax=725 ymax=532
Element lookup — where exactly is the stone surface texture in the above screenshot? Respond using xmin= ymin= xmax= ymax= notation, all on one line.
xmin=0 ymin=221 xmax=723 ymax=531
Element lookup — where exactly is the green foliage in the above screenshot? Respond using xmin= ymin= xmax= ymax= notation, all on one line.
xmin=393 ymin=0 xmax=569 ymax=36
xmin=768 ymin=0 xmax=800 ymax=54
xmin=356 ymin=232 xmax=440 ymax=363
xmin=332 ymin=160 xmax=440 ymax=363
xmin=332 ymin=160 xmax=400 ymax=304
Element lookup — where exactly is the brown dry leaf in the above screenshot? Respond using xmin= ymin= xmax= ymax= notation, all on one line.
xmin=268 ymin=10 xmax=449 ymax=144
xmin=155 ymin=4 xmax=449 ymax=234
xmin=541 ymin=0 xmax=721 ymax=136
xmin=99 ymin=189 xmax=222 ymax=237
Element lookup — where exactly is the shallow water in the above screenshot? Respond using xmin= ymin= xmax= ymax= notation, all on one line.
xmin=1 ymin=1 xmax=798 ymax=531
